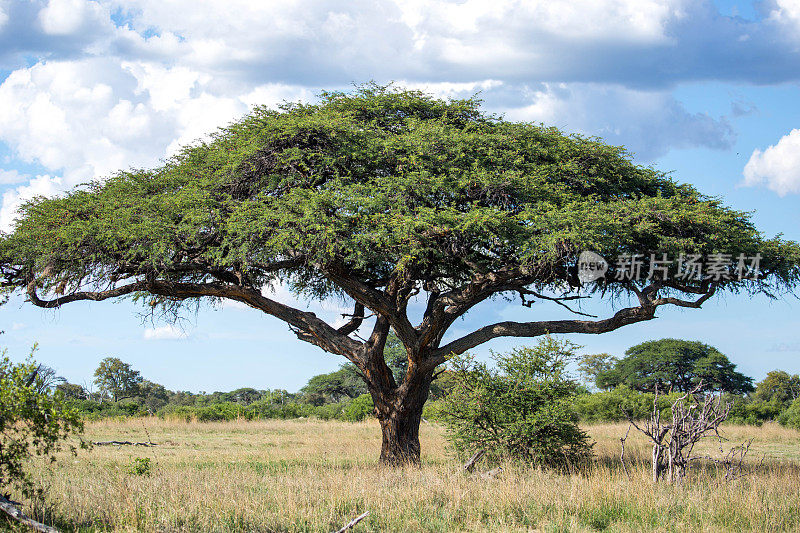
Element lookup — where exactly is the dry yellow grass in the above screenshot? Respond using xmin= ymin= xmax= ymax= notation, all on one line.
xmin=12 ymin=418 xmax=800 ymax=532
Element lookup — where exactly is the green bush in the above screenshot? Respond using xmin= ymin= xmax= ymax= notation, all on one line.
xmin=342 ymin=394 xmax=374 ymax=421
xmin=127 ymin=457 xmax=153 ymax=476
xmin=573 ymin=385 xmax=690 ymax=422
xmin=778 ymin=398 xmax=800 ymax=429
xmin=0 ymin=350 xmax=85 ymax=497
xmin=441 ymin=337 xmax=593 ymax=468
xmin=313 ymin=402 xmax=348 ymax=420
xmin=727 ymin=396 xmax=783 ymax=426
xmin=422 ymin=399 xmax=446 ymax=421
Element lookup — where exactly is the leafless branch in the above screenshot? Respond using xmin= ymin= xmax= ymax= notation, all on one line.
xmin=332 ymin=511 xmax=370 ymax=533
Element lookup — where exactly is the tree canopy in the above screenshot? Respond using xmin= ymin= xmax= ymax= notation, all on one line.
xmin=0 ymin=84 xmax=797 ymax=464
xmin=753 ymin=370 xmax=800 ymax=408
xmin=93 ymin=357 xmax=143 ymax=402
xmin=597 ymin=339 xmax=754 ymax=394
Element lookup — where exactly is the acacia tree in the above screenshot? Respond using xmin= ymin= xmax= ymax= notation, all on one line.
xmin=598 ymin=339 xmax=754 ymax=394
xmin=0 ymin=85 xmax=798 ymax=465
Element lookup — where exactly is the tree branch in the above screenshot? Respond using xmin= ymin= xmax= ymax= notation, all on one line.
xmin=433 ymin=285 xmax=716 ymax=359
xmin=434 ymin=304 xmax=657 ymax=359
xmin=26 ymin=277 xmax=364 ymax=360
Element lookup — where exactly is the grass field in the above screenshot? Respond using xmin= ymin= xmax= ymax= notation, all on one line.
xmin=11 ymin=418 xmax=800 ymax=532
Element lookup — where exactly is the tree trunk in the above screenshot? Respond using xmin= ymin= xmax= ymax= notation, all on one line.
xmin=378 ymin=404 xmax=424 ymax=466
xmin=369 ymin=364 xmax=434 ymax=466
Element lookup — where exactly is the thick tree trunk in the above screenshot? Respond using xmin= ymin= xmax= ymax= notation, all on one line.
xmin=378 ymin=405 xmax=424 ymax=466
xmin=369 ymin=364 xmax=434 ymax=466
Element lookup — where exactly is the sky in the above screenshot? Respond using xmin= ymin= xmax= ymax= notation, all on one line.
xmin=1 ymin=0 xmax=799 ymax=393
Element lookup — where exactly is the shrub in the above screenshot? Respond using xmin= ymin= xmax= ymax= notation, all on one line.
xmin=342 ymin=394 xmax=374 ymax=421
xmin=313 ymin=402 xmax=348 ymax=420
xmin=441 ymin=337 xmax=593 ymax=468
xmin=727 ymin=396 xmax=783 ymax=426
xmin=0 ymin=350 xmax=85 ymax=497
xmin=422 ymin=399 xmax=446 ymax=421
xmin=778 ymin=398 xmax=800 ymax=429
xmin=573 ymin=385 xmax=692 ymax=422
xmin=127 ymin=457 xmax=152 ymax=476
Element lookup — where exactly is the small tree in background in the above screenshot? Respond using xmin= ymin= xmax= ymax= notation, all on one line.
xmin=577 ymin=352 xmax=618 ymax=390
xmin=753 ymin=370 xmax=800 ymax=408
xmin=0 ymin=349 xmax=84 ymax=499
xmin=93 ymin=357 xmax=142 ymax=402
xmin=441 ymin=337 xmax=592 ymax=469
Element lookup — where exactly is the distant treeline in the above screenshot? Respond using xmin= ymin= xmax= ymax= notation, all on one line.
xmin=52 ymin=337 xmax=800 ymax=429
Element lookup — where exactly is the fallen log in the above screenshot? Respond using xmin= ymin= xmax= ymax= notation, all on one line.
xmin=0 ymin=494 xmax=61 ymax=533
xmin=333 ymin=511 xmax=370 ymax=533
xmin=92 ymin=441 xmax=157 ymax=447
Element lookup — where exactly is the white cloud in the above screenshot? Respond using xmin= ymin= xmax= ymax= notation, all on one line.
xmin=0 ymin=174 xmax=62 ymax=232
xmin=143 ymin=324 xmax=189 ymax=340
xmin=11 ymin=322 xmax=26 ymax=330
xmin=743 ymin=129 xmax=800 ymax=196
xmin=769 ymin=0 xmax=800 ymax=33
xmin=38 ymin=0 xmax=108 ymax=35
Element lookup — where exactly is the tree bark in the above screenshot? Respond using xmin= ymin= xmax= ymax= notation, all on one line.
xmin=368 ymin=360 xmax=434 ymax=466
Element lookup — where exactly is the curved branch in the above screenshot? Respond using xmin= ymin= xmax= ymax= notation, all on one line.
xmin=434 ymin=304 xmax=657 ymax=360
xmin=26 ymin=277 xmax=364 ymax=359
xmin=337 ymin=302 xmax=365 ymax=336
xmin=433 ymin=286 xmax=717 ymax=359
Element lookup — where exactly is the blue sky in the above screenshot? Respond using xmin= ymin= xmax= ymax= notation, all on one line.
xmin=1 ymin=0 xmax=799 ymax=393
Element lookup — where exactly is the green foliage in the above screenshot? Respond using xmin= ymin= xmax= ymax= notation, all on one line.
xmin=572 ymin=385 xmax=684 ymax=422
xmin=300 ymin=364 xmax=367 ymax=404
xmin=577 ymin=352 xmax=618 ymax=390
xmin=56 ymin=382 xmax=87 ymax=400
xmin=777 ymin=398 xmax=800 ymax=430
xmin=127 ymin=457 xmax=153 ymax=477
xmin=94 ymin=357 xmax=143 ymax=402
xmin=597 ymin=339 xmax=754 ymax=394
xmin=441 ymin=337 xmax=593 ymax=468
xmin=342 ymin=394 xmax=375 ymax=422
xmin=753 ymin=370 xmax=800 ymax=408
xmin=3 ymin=84 xmax=797 ymax=319
xmin=0 ymin=349 xmax=84 ymax=497
xmin=726 ymin=396 xmax=783 ymax=426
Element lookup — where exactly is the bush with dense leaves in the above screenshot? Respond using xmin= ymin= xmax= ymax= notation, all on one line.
xmin=441 ymin=337 xmax=593 ymax=468
xmin=777 ymin=398 xmax=800 ymax=430
xmin=342 ymin=394 xmax=375 ymax=422
xmin=573 ymin=385 xmax=685 ymax=422
xmin=0 ymin=350 xmax=84 ymax=497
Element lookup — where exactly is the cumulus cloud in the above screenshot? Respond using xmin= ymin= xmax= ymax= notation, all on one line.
xmin=38 ymin=0 xmax=107 ymax=36
xmin=0 ymin=57 xmax=314 ymax=226
xmin=143 ymin=324 xmax=189 ymax=340
xmin=0 ymin=0 xmax=794 ymax=228
xmin=743 ymin=129 xmax=800 ymax=196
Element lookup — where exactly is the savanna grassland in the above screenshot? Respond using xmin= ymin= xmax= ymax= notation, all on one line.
xmin=13 ymin=419 xmax=800 ymax=532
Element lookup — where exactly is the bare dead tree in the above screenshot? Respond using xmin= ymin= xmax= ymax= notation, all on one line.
xmin=625 ymin=382 xmax=732 ymax=483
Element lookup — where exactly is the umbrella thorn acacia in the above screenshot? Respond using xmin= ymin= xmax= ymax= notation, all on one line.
xmin=1 ymin=84 xmax=799 ymax=465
